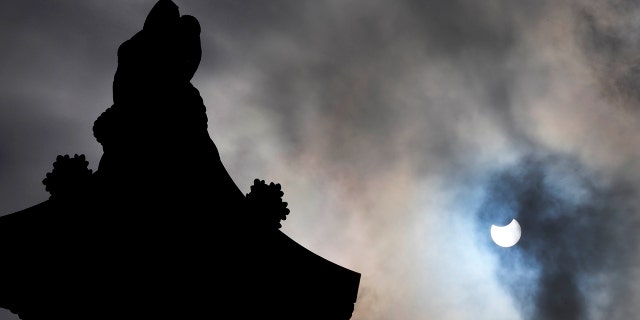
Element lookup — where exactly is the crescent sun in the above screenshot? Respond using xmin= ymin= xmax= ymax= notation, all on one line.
xmin=490 ymin=219 xmax=521 ymax=248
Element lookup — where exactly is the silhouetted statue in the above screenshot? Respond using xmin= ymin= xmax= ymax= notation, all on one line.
xmin=0 ymin=1 xmax=360 ymax=319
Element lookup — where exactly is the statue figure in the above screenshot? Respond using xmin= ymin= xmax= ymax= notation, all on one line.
xmin=0 ymin=1 xmax=360 ymax=319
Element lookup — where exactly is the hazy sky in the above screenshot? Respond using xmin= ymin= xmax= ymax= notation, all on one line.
xmin=2 ymin=0 xmax=640 ymax=319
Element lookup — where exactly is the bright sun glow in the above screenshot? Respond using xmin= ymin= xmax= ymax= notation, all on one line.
xmin=490 ymin=219 xmax=521 ymax=248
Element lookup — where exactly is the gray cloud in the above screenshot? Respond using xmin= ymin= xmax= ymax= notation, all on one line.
xmin=575 ymin=0 xmax=640 ymax=108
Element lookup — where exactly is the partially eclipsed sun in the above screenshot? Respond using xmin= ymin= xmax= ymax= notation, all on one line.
xmin=490 ymin=219 xmax=521 ymax=248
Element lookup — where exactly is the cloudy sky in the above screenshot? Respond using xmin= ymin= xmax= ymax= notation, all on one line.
xmin=3 ymin=0 xmax=640 ymax=319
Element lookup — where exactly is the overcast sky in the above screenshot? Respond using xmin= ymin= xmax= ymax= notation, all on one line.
xmin=2 ymin=0 xmax=640 ymax=319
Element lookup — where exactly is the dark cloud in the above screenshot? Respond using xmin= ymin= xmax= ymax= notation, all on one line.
xmin=477 ymin=154 xmax=640 ymax=319
xmin=0 ymin=0 xmax=140 ymax=215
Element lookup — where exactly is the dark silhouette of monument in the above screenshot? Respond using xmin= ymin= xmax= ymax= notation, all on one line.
xmin=0 ymin=1 xmax=360 ymax=319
